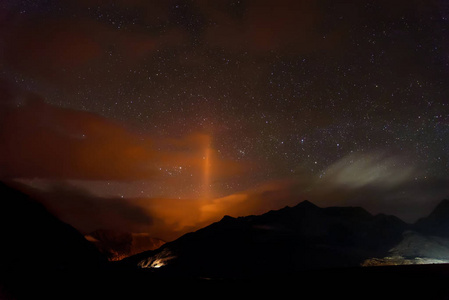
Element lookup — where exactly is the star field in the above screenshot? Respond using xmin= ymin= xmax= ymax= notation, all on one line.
xmin=1 ymin=0 xmax=448 ymax=234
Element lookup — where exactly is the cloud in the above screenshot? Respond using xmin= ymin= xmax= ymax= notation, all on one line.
xmin=303 ymin=151 xmax=448 ymax=222
xmin=4 ymin=93 xmax=443 ymax=239
xmin=0 ymin=81 xmax=254 ymax=241
xmin=11 ymin=149 xmax=447 ymax=242
xmin=319 ymin=151 xmax=417 ymax=189
xmin=10 ymin=177 xmax=306 ymax=241
xmin=0 ymin=92 xmax=156 ymax=180
xmin=193 ymin=151 xmax=448 ymax=231
xmin=0 ymin=81 xmax=249 ymax=182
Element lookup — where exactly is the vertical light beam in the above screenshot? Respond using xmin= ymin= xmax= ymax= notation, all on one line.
xmin=202 ymin=136 xmax=212 ymax=200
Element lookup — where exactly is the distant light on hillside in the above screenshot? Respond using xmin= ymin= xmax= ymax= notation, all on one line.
xmin=137 ymin=248 xmax=175 ymax=269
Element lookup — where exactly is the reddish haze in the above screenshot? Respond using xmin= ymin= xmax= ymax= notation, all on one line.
xmin=0 ymin=88 xmax=248 ymax=183
xmin=1 ymin=81 xmax=447 ymax=242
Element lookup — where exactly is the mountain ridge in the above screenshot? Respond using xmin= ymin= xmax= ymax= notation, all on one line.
xmin=121 ymin=199 xmax=410 ymax=278
xmin=1 ymin=182 xmax=448 ymax=297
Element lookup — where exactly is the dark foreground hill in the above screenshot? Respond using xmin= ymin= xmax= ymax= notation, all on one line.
xmin=0 ymin=182 xmax=107 ymax=299
xmin=0 ymin=182 xmax=106 ymax=273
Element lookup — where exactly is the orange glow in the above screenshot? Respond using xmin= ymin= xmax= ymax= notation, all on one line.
xmin=202 ymin=137 xmax=212 ymax=200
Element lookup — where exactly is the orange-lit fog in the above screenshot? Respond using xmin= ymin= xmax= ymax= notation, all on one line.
xmin=2 ymin=88 xmax=443 ymax=242
xmin=202 ymin=136 xmax=212 ymax=200
xmin=0 ymin=95 xmax=265 ymax=241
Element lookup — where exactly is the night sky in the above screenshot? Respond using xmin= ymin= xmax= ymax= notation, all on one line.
xmin=1 ymin=0 xmax=448 ymax=241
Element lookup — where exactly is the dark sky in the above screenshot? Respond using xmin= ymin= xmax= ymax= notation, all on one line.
xmin=1 ymin=0 xmax=448 ymax=240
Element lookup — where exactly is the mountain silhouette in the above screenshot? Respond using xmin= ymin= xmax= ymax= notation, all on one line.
xmin=123 ymin=200 xmax=407 ymax=279
xmin=414 ymin=199 xmax=449 ymax=238
xmin=1 ymin=182 xmax=449 ymax=297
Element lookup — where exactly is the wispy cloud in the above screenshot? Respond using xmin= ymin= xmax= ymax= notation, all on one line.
xmin=0 ymin=81 xmax=249 ymax=184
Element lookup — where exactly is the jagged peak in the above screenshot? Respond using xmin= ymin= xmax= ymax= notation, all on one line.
xmin=293 ymin=200 xmax=319 ymax=209
xmin=220 ymin=215 xmax=235 ymax=222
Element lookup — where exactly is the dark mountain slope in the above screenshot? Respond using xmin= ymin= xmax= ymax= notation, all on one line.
xmin=414 ymin=199 xmax=449 ymax=238
xmin=123 ymin=200 xmax=408 ymax=279
xmin=0 ymin=181 xmax=108 ymax=299
xmin=0 ymin=181 xmax=106 ymax=273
